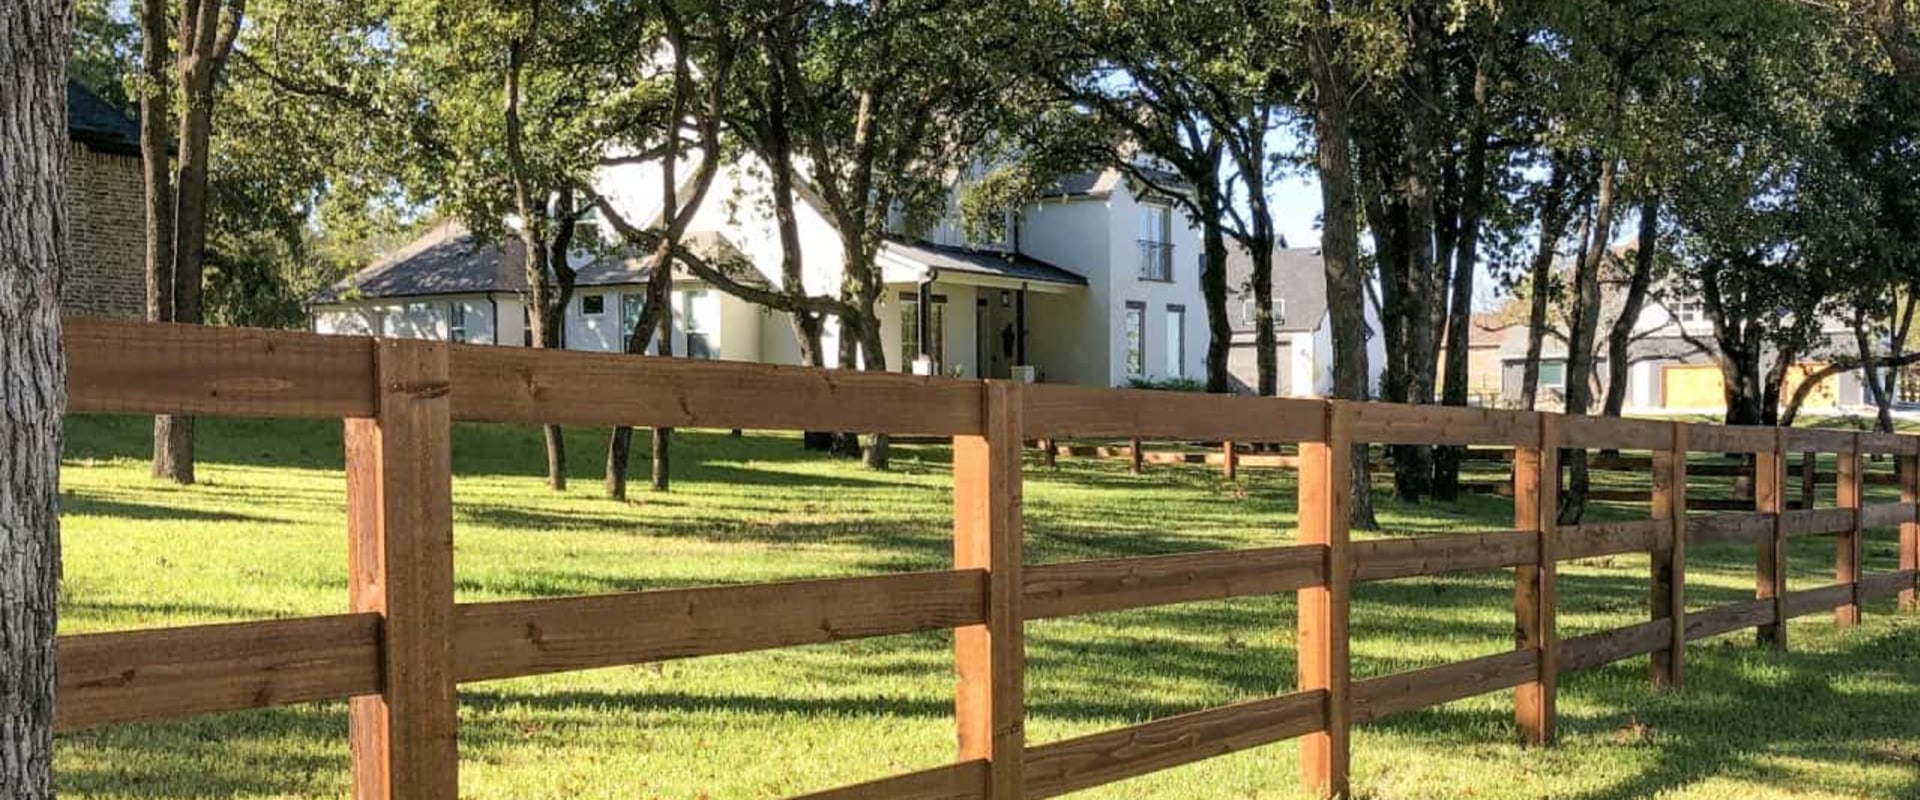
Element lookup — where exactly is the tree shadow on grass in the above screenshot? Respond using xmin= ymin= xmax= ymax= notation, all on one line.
xmin=59 ymin=493 xmax=281 ymax=524
xmin=1545 ymin=621 xmax=1920 ymax=800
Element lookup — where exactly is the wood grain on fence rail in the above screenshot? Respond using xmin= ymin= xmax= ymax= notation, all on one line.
xmin=1685 ymin=599 xmax=1777 ymax=642
xmin=453 ymin=570 xmax=986 ymax=682
xmin=55 ymin=613 xmax=381 ymax=731
xmin=1558 ymin=414 xmax=1672 ymax=451
xmin=1688 ymin=512 xmax=1773 ymax=545
xmin=1022 ymin=383 xmax=1325 ymax=441
xmin=1346 ymin=402 xmax=1540 ymax=446
xmin=1559 ymin=620 xmax=1670 ymax=673
xmin=1022 ymin=691 xmax=1326 ymax=799
xmin=1862 ymin=502 xmax=1917 ymax=528
xmin=1861 ymin=570 xmax=1920 ymax=601
xmin=1559 ymin=519 xmax=1670 ymax=561
xmin=788 ymin=761 xmax=989 ymax=800
xmin=1349 ymin=531 xmax=1535 ymax=583
xmin=65 ymin=316 xmax=376 ymax=418
xmin=1351 ymin=650 xmax=1540 ymax=725
xmin=1686 ymin=424 xmax=1777 ymax=454
xmin=448 ymin=343 xmax=984 ymax=435
xmin=1023 ymin=546 xmax=1324 ymax=619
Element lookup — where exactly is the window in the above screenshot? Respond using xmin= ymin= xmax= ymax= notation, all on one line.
xmin=1539 ymin=360 xmax=1568 ymax=390
xmin=1124 ymin=302 xmax=1147 ymax=378
xmin=1138 ymin=204 xmax=1173 ymax=281
xmin=449 ymin=303 xmax=469 ymax=343
xmin=1166 ymin=305 xmax=1186 ymax=379
xmin=1239 ymin=296 xmax=1286 ymax=328
xmin=683 ymin=290 xmax=714 ymax=359
xmin=621 ymin=293 xmax=645 ymax=337
xmin=1670 ymin=297 xmax=1707 ymax=324
xmin=582 ymin=294 xmax=606 ymax=316
xmin=900 ymin=292 xmax=947 ymax=372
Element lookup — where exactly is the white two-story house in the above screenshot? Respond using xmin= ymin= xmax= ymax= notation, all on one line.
xmin=310 ymin=156 xmax=1210 ymax=388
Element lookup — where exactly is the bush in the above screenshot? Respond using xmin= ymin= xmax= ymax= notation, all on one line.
xmin=1124 ymin=376 xmax=1205 ymax=392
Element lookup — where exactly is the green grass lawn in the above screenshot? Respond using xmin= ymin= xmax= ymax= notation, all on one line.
xmin=53 ymin=415 xmax=1920 ymax=799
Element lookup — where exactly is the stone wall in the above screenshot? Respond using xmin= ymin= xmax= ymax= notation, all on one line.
xmin=62 ymin=143 xmax=145 ymax=318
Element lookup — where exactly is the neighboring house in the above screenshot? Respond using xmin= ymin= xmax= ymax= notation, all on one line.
xmin=312 ymin=156 xmax=1211 ymax=388
xmin=1223 ymin=242 xmax=1385 ymax=397
xmin=1478 ymin=245 xmax=1875 ymax=415
xmin=64 ymin=81 xmax=146 ymax=318
xmin=309 ymin=219 xmax=765 ymax=361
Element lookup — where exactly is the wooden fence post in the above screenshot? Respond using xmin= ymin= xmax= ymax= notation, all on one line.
xmin=1836 ymin=433 xmax=1862 ymax=627
xmin=1129 ymin=438 xmax=1144 ymax=474
xmin=1904 ymin=449 xmax=1919 ymax=613
xmin=1514 ymin=415 xmax=1559 ymax=745
xmin=1298 ymin=402 xmax=1351 ymax=797
xmin=955 ymin=381 xmax=1024 ymax=798
xmin=346 ymin=339 xmax=457 ymax=800
xmin=1042 ymin=438 xmax=1057 ymax=469
xmin=1651 ymin=423 xmax=1687 ymax=687
xmin=1223 ymin=440 xmax=1238 ymax=481
xmin=1756 ymin=430 xmax=1788 ymax=650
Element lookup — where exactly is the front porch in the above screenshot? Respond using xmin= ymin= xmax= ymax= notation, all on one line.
xmin=876 ymin=238 xmax=1088 ymax=382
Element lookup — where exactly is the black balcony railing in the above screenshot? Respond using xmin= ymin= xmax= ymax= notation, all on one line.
xmin=1138 ymin=240 xmax=1174 ymax=282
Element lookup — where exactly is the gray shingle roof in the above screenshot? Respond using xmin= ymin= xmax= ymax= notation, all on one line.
xmin=1225 ymin=242 xmax=1327 ymax=333
xmin=311 ymin=219 xmax=659 ymax=304
xmin=68 ymin=81 xmax=140 ymax=156
xmin=1041 ymin=165 xmax=1193 ymax=199
xmin=882 ymin=237 xmax=1088 ymax=287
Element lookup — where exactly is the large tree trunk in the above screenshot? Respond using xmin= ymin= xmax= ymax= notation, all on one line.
xmin=1 ymin=0 xmax=69 ymax=788
xmin=1433 ymin=63 xmax=1490 ymax=503
xmin=138 ymin=0 xmax=188 ymax=484
xmin=1199 ymin=195 xmax=1234 ymax=395
xmin=1520 ymin=158 xmax=1577 ymax=410
xmin=1601 ymin=194 xmax=1659 ymax=425
xmin=1558 ymin=158 xmax=1618 ymax=525
xmin=1308 ymin=25 xmax=1378 ymax=530
xmin=152 ymin=0 xmax=236 ymax=486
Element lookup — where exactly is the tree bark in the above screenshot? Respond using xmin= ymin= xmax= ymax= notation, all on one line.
xmin=1559 ymin=157 xmax=1619 ymax=525
xmin=1601 ymin=194 xmax=1659 ymax=422
xmin=1520 ymin=157 xmax=1577 ymax=410
xmin=1 ymin=0 xmax=69 ymax=788
xmin=1433 ymin=62 xmax=1490 ymax=502
xmin=1307 ymin=22 xmax=1378 ymax=530
xmin=139 ymin=0 xmax=186 ymax=484
xmin=1198 ymin=174 xmax=1234 ymax=395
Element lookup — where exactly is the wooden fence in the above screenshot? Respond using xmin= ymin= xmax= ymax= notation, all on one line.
xmin=54 ymin=318 xmax=1920 ymax=800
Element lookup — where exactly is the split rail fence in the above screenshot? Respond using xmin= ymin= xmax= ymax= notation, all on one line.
xmin=55 ymin=318 xmax=1920 ymax=799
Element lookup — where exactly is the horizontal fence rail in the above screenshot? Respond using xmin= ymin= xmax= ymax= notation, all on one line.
xmin=51 ymin=318 xmax=1920 ymax=799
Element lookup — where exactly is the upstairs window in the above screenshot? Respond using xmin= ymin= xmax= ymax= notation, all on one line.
xmin=1138 ymin=204 xmax=1173 ymax=282
xmin=1670 ymin=297 xmax=1707 ymax=324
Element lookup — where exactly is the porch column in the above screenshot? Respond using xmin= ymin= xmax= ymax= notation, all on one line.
xmin=917 ymin=279 xmax=933 ymax=369
xmin=1015 ymin=285 xmax=1028 ymax=366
